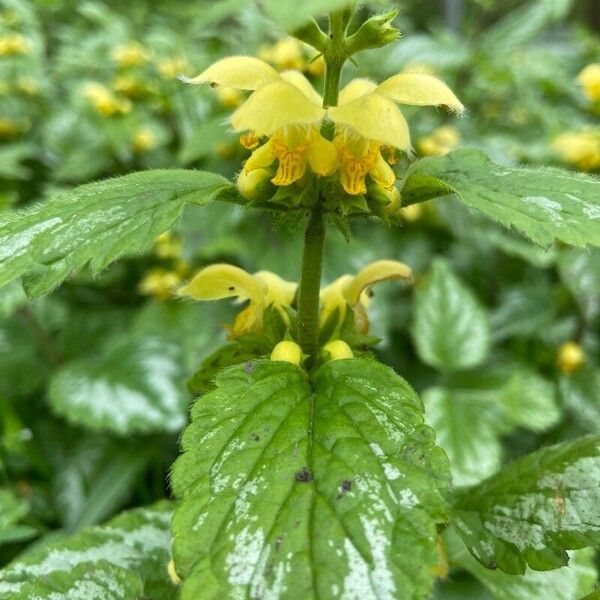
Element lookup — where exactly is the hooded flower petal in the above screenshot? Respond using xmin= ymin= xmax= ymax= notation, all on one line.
xmin=181 ymin=56 xmax=280 ymax=90
xmin=328 ymin=93 xmax=411 ymax=150
xmin=255 ymin=271 xmax=297 ymax=306
xmin=231 ymin=81 xmax=325 ymax=136
xmin=280 ymin=70 xmax=323 ymax=105
xmin=343 ymin=260 xmax=412 ymax=306
xmin=376 ymin=73 xmax=464 ymax=113
xmin=338 ymin=78 xmax=378 ymax=105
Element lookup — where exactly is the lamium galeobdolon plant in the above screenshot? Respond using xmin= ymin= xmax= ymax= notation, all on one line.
xmin=0 ymin=4 xmax=600 ymax=600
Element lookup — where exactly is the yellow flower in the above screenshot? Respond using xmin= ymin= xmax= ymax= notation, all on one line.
xmin=82 ymin=82 xmax=131 ymax=116
xmin=557 ymin=342 xmax=585 ymax=375
xmin=182 ymin=56 xmax=336 ymax=186
xmin=271 ymin=340 xmax=303 ymax=365
xmin=320 ymin=260 xmax=413 ymax=333
xmin=0 ymin=33 xmax=30 ymax=56
xmin=16 ymin=77 xmax=39 ymax=95
xmin=259 ymin=37 xmax=306 ymax=71
xmin=0 ymin=118 xmax=20 ymax=139
xmin=328 ymin=74 xmax=463 ymax=194
xmin=236 ymin=168 xmax=272 ymax=200
xmin=417 ymin=125 xmax=460 ymax=156
xmin=179 ymin=264 xmax=297 ymax=338
xmin=167 ymin=559 xmax=181 ymax=585
xmin=110 ymin=42 xmax=151 ymax=67
xmin=133 ymin=127 xmax=158 ymax=153
xmin=138 ymin=268 xmax=182 ymax=300
xmin=577 ymin=64 xmax=600 ymax=103
xmin=215 ymin=86 xmax=244 ymax=109
xmin=158 ymin=56 xmax=190 ymax=80
xmin=552 ymin=130 xmax=600 ymax=171
xmin=153 ymin=232 xmax=181 ymax=259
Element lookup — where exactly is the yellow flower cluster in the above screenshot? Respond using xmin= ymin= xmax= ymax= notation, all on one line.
xmin=110 ymin=42 xmax=151 ymax=68
xmin=178 ymin=259 xmax=412 ymax=345
xmin=82 ymin=82 xmax=132 ymax=116
xmin=578 ymin=64 xmax=600 ymax=103
xmin=556 ymin=341 xmax=585 ymax=375
xmin=183 ymin=56 xmax=463 ymax=198
xmin=259 ymin=37 xmax=325 ymax=78
xmin=0 ymin=33 xmax=30 ymax=56
xmin=417 ymin=125 xmax=460 ymax=156
xmin=552 ymin=130 xmax=600 ymax=171
xmin=132 ymin=127 xmax=158 ymax=153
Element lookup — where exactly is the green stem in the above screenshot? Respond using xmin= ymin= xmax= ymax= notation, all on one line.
xmin=297 ymin=206 xmax=325 ymax=361
xmin=297 ymin=10 xmax=351 ymax=363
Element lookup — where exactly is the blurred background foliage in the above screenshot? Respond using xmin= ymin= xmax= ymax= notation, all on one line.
xmin=0 ymin=0 xmax=599 ymax=596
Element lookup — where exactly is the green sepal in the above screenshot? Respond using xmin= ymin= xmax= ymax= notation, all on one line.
xmin=345 ymin=10 xmax=401 ymax=55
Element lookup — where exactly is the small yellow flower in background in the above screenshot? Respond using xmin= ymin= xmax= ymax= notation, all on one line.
xmin=158 ymin=56 xmax=190 ymax=80
xmin=113 ymin=75 xmax=153 ymax=99
xmin=0 ymin=81 xmax=8 ymax=95
xmin=417 ymin=125 xmax=460 ymax=157
xmin=82 ymin=82 xmax=131 ymax=116
xmin=215 ymin=86 xmax=244 ymax=109
xmin=577 ymin=64 xmax=600 ymax=103
xmin=320 ymin=259 xmax=413 ymax=333
xmin=215 ymin=142 xmax=236 ymax=159
xmin=0 ymin=118 xmax=21 ymax=139
xmin=138 ymin=268 xmax=182 ymax=300
xmin=323 ymin=340 xmax=353 ymax=361
xmin=557 ymin=341 xmax=585 ymax=374
xmin=179 ymin=263 xmax=297 ymax=338
xmin=110 ymin=42 xmax=151 ymax=67
xmin=306 ymin=54 xmax=325 ymax=78
xmin=153 ymin=232 xmax=181 ymax=259
xmin=132 ymin=127 xmax=158 ymax=153
xmin=271 ymin=340 xmax=303 ymax=365
xmin=259 ymin=37 xmax=306 ymax=71
xmin=16 ymin=77 xmax=39 ymax=95
xmin=0 ymin=33 xmax=30 ymax=56
xmin=552 ymin=130 xmax=600 ymax=171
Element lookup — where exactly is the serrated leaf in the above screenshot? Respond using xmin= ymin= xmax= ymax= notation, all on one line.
xmin=0 ymin=170 xmax=231 ymax=297
xmin=172 ymin=359 xmax=450 ymax=599
xmin=412 ymin=259 xmax=490 ymax=371
xmin=443 ymin=526 xmax=597 ymax=600
xmin=0 ymin=502 xmax=175 ymax=599
xmin=452 ymin=435 xmax=600 ymax=575
xmin=49 ymin=335 xmax=188 ymax=436
xmin=400 ymin=149 xmax=600 ymax=249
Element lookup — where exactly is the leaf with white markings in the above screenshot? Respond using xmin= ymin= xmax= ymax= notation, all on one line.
xmin=400 ymin=149 xmax=600 ymax=248
xmin=443 ymin=526 xmax=597 ymax=600
xmin=171 ymin=359 xmax=450 ymax=600
xmin=452 ymin=435 xmax=600 ymax=574
xmin=0 ymin=502 xmax=175 ymax=599
xmin=0 ymin=170 xmax=231 ymax=297
xmin=49 ymin=335 xmax=189 ymax=435
xmin=412 ymin=259 xmax=490 ymax=372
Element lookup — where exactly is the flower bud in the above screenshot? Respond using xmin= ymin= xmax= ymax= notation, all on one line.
xmin=271 ymin=341 xmax=302 ymax=365
xmin=323 ymin=340 xmax=354 ymax=361
xmin=345 ymin=10 xmax=401 ymax=55
xmin=236 ymin=168 xmax=273 ymax=201
xmin=167 ymin=559 xmax=181 ymax=585
xmin=557 ymin=341 xmax=585 ymax=374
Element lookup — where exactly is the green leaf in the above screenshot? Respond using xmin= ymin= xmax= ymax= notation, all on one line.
xmin=412 ymin=259 xmax=490 ymax=371
xmin=0 ymin=169 xmax=231 ymax=297
xmin=452 ymin=435 xmax=600 ymax=574
xmin=172 ymin=359 xmax=450 ymax=599
xmin=0 ymin=502 xmax=175 ymax=600
xmin=0 ymin=489 xmax=31 ymax=545
xmin=444 ymin=526 xmax=597 ymax=600
xmin=558 ymin=249 xmax=600 ymax=323
xmin=400 ymin=149 xmax=600 ymax=248
xmin=560 ymin=366 xmax=600 ymax=434
xmin=49 ymin=335 xmax=189 ymax=436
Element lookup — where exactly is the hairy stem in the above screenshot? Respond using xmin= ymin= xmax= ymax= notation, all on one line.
xmin=297 ymin=10 xmax=351 ymax=362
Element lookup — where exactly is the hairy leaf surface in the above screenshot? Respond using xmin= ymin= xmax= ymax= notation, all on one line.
xmin=0 ymin=170 xmax=231 ymax=297
xmin=0 ymin=503 xmax=175 ymax=599
xmin=400 ymin=149 xmax=600 ymax=248
xmin=452 ymin=435 xmax=600 ymax=574
xmin=171 ymin=359 xmax=450 ymax=599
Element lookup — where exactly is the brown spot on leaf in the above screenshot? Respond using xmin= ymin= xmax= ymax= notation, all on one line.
xmin=250 ymin=432 xmax=260 ymax=442
xmin=337 ymin=479 xmax=352 ymax=499
xmin=295 ymin=468 xmax=313 ymax=483
xmin=487 ymin=561 xmax=497 ymax=570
